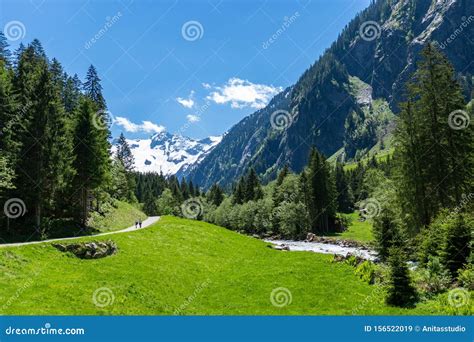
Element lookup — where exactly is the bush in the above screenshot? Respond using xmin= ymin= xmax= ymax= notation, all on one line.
xmin=458 ymin=264 xmax=474 ymax=291
xmin=355 ymin=261 xmax=377 ymax=284
xmin=414 ymin=256 xmax=451 ymax=297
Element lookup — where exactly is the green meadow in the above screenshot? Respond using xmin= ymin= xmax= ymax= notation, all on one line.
xmin=0 ymin=217 xmax=468 ymax=315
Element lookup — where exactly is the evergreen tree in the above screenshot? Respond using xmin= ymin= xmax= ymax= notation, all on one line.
xmin=442 ymin=214 xmax=471 ymax=278
xmin=115 ymin=133 xmax=135 ymax=172
xmin=143 ymin=191 xmax=158 ymax=216
xmin=386 ymin=247 xmax=417 ymax=307
xmin=12 ymin=43 xmax=25 ymax=70
xmin=372 ymin=208 xmax=403 ymax=262
xmin=63 ymin=74 xmax=82 ymax=114
xmin=109 ymin=157 xmax=130 ymax=201
xmin=306 ymin=148 xmax=337 ymax=233
xmin=233 ymin=177 xmax=245 ymax=204
xmin=83 ymin=64 xmax=106 ymax=110
xmin=335 ymin=161 xmax=354 ymax=213
xmin=72 ymin=98 xmax=110 ymax=226
xmin=12 ymin=51 xmax=73 ymax=229
xmin=276 ymin=164 xmax=290 ymax=186
xmin=395 ymin=44 xmax=473 ymax=231
xmin=245 ymin=168 xmax=263 ymax=202
xmin=0 ymin=31 xmax=12 ymax=66
xmin=207 ymin=183 xmax=224 ymax=206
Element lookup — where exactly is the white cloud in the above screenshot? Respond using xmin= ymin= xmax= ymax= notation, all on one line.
xmin=202 ymin=82 xmax=211 ymax=89
xmin=186 ymin=114 xmax=200 ymax=123
xmin=115 ymin=117 xmax=165 ymax=134
xmin=176 ymin=91 xmax=195 ymax=108
xmin=206 ymin=78 xmax=282 ymax=109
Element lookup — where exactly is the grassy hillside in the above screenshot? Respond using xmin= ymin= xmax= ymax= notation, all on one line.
xmin=0 ymin=201 xmax=146 ymax=244
xmin=328 ymin=212 xmax=374 ymax=242
xmin=88 ymin=200 xmax=147 ymax=232
xmin=0 ymin=217 xmax=468 ymax=315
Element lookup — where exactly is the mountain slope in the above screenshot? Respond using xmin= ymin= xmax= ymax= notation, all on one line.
xmin=116 ymin=132 xmax=221 ymax=177
xmin=189 ymin=0 xmax=474 ymax=189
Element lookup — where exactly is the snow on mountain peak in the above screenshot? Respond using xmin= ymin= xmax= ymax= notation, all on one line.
xmin=115 ymin=132 xmax=222 ymax=177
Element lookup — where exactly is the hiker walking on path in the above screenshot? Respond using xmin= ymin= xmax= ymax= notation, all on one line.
xmin=139 ymin=220 xmax=142 ymax=228
xmin=135 ymin=220 xmax=138 ymax=229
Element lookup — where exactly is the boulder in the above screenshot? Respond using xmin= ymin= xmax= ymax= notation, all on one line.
xmin=53 ymin=240 xmax=117 ymax=259
xmin=306 ymin=233 xmax=316 ymax=242
xmin=273 ymin=244 xmax=290 ymax=251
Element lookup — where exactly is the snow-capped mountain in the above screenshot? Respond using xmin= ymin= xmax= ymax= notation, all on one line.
xmin=117 ymin=132 xmax=222 ymax=177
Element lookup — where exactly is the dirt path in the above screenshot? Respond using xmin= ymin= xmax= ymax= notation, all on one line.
xmin=0 ymin=216 xmax=161 ymax=248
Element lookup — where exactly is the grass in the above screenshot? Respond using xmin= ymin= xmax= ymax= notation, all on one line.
xmin=0 ymin=216 xmax=469 ymax=315
xmin=0 ymin=200 xmax=146 ymax=244
xmin=88 ymin=200 xmax=147 ymax=233
xmin=328 ymin=212 xmax=374 ymax=243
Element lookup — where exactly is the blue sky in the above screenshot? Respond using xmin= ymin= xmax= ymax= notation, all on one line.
xmin=1 ymin=0 xmax=371 ymax=139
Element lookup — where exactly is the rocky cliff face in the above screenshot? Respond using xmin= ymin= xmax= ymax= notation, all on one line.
xmin=189 ymin=0 xmax=473 ymax=189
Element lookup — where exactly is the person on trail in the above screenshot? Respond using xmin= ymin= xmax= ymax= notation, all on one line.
xmin=135 ymin=220 xmax=138 ymax=229
xmin=139 ymin=220 xmax=142 ymax=228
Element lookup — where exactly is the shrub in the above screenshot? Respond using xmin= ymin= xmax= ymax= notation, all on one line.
xmin=414 ymin=256 xmax=451 ymax=297
xmin=458 ymin=264 xmax=474 ymax=291
xmin=355 ymin=261 xmax=377 ymax=284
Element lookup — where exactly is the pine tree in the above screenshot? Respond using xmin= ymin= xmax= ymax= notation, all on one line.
xmin=143 ymin=191 xmax=158 ymax=216
xmin=442 ymin=214 xmax=471 ymax=278
xmin=63 ymin=74 xmax=82 ymax=114
xmin=72 ymin=98 xmax=110 ymax=226
xmin=115 ymin=133 xmax=135 ymax=172
xmin=233 ymin=177 xmax=245 ymax=204
xmin=335 ymin=162 xmax=354 ymax=213
xmin=372 ymin=208 xmax=403 ymax=262
xmin=83 ymin=65 xmax=106 ymax=110
xmin=12 ymin=43 xmax=25 ymax=70
xmin=12 ymin=51 xmax=73 ymax=229
xmin=386 ymin=247 xmax=417 ymax=307
xmin=0 ymin=31 xmax=12 ymax=66
xmin=395 ymin=44 xmax=473 ymax=232
xmin=306 ymin=148 xmax=337 ymax=233
xmin=245 ymin=168 xmax=263 ymax=202
xmin=276 ymin=164 xmax=290 ymax=186
xmin=207 ymin=183 xmax=224 ymax=206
